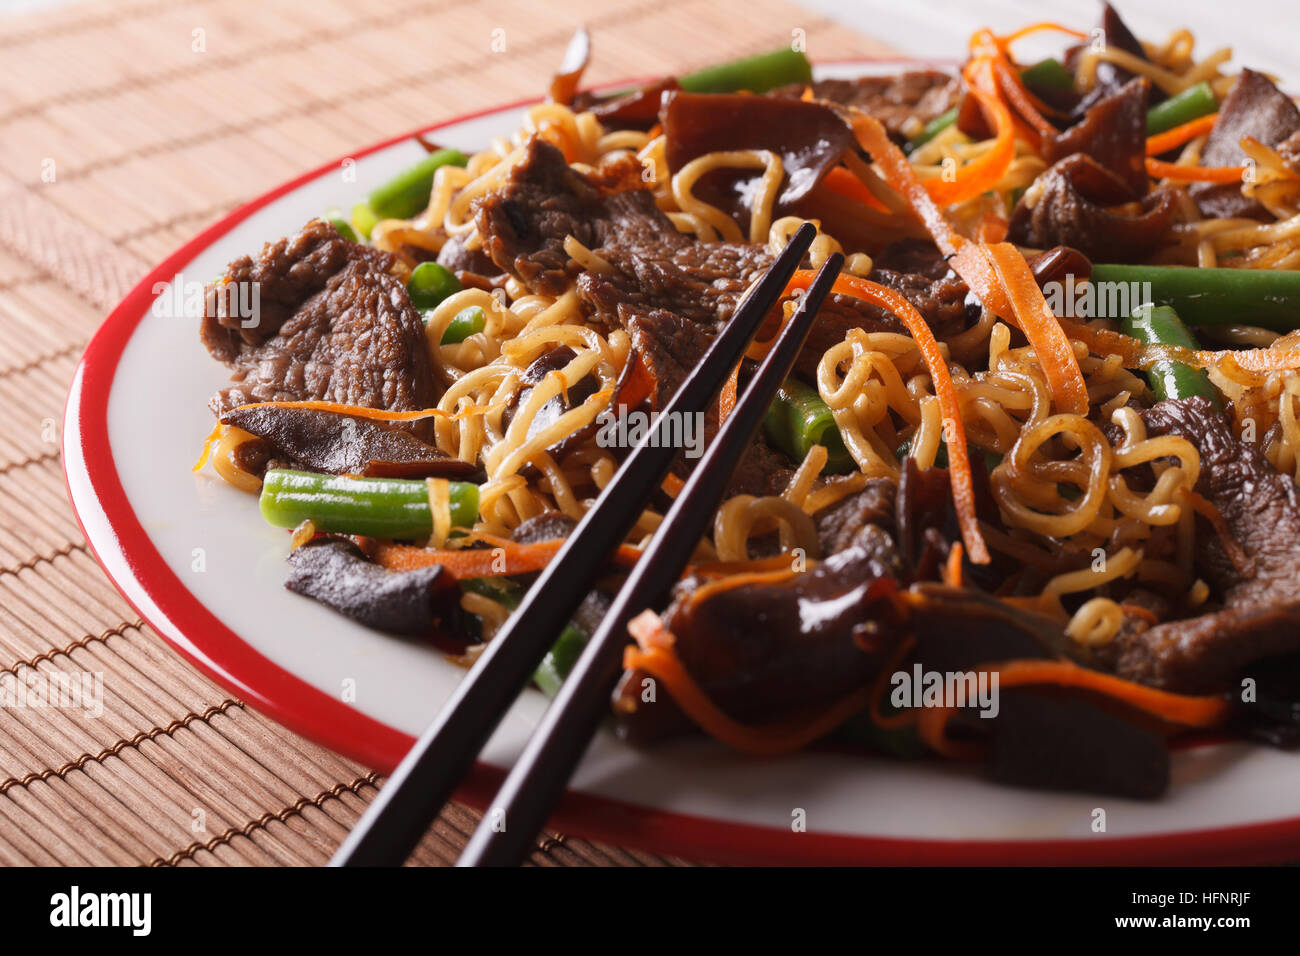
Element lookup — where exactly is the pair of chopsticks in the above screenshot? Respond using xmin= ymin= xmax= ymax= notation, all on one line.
xmin=331 ymin=222 xmax=843 ymax=866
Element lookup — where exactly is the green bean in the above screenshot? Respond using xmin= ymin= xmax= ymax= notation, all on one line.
xmin=439 ymin=305 xmax=486 ymax=344
xmin=260 ymin=469 xmax=478 ymax=539
xmin=907 ymin=106 xmax=958 ymax=151
xmin=367 ymin=147 xmax=468 ymax=221
xmin=1020 ymin=57 xmax=1075 ymax=93
xmin=533 ymin=624 xmax=590 ymax=698
xmin=350 ymin=201 xmax=379 ymax=239
xmin=1146 ymin=81 xmax=1217 ymax=135
xmin=460 ymin=577 xmax=589 ymax=697
xmin=763 ymin=377 xmax=854 ymax=472
xmin=1120 ymin=305 xmax=1220 ymax=405
xmin=407 ymin=262 xmax=462 ymax=310
xmin=678 ymin=47 xmax=812 ymax=94
xmin=326 ymin=214 xmax=359 ymax=243
xmin=1091 ymin=263 xmax=1300 ymax=330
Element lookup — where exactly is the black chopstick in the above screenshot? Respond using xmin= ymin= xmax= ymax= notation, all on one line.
xmin=329 ymin=222 xmax=818 ymax=866
xmin=456 ymin=253 xmax=845 ymax=866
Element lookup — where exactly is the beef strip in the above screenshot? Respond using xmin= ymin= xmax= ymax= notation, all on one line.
xmin=1191 ymin=69 xmax=1300 ymax=220
xmin=771 ymin=72 xmax=961 ymax=140
xmin=815 ymin=480 xmax=896 ymax=556
xmin=201 ymin=219 xmax=439 ymax=434
xmin=1110 ymin=397 xmax=1300 ymax=692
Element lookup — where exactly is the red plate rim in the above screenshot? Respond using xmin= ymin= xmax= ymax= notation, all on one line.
xmin=61 ymin=58 xmax=1300 ymax=866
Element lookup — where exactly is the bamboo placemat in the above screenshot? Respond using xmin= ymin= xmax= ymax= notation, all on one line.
xmin=0 ymin=0 xmax=890 ymax=866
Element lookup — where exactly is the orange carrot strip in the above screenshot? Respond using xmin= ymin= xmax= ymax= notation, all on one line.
xmin=228 ymin=400 xmax=458 ymax=422
xmin=625 ymin=612 xmax=872 ymax=755
xmin=998 ymin=21 xmax=1087 ymax=44
xmin=868 ymin=636 xmax=919 ymax=730
xmin=923 ymin=57 xmax=1018 ymax=207
xmin=1146 ymin=157 xmax=1245 ymax=183
xmin=784 ymin=269 xmax=989 ymax=565
xmin=982 ymin=242 xmax=1089 ymax=414
xmin=915 ymin=658 xmax=1231 ymax=759
xmin=718 ymin=361 xmax=740 ymax=422
xmin=1145 ymin=113 xmax=1219 ymax=155
xmin=374 ymin=537 xmax=641 ymax=579
xmin=942 ymin=542 xmax=965 ymax=587
xmin=193 ymin=421 xmax=224 ymax=472
xmin=822 ymin=165 xmax=891 ymax=213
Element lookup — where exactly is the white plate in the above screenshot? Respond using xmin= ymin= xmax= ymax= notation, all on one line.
xmin=63 ymin=61 xmax=1300 ymax=864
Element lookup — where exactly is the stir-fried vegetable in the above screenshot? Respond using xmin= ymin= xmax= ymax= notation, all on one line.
xmin=439 ymin=305 xmax=487 ymax=344
xmin=762 ymin=377 xmax=854 ymax=472
xmin=461 ymin=577 xmax=591 ymax=698
xmin=677 ymin=47 xmax=812 ymax=94
xmin=260 ymin=469 xmax=478 ymax=539
xmin=324 ymin=210 xmax=359 ymax=242
xmin=367 ymin=147 xmax=468 ymax=221
xmin=1091 ymin=263 xmax=1300 ymax=330
xmin=1146 ymin=80 xmax=1217 ymax=135
xmin=1019 ymin=56 xmax=1074 ymax=93
xmin=1121 ymin=305 xmax=1220 ymax=404
xmin=350 ymin=201 xmax=379 ymax=239
xmin=407 ymin=261 xmax=463 ymax=310
xmin=906 ymin=106 xmax=958 ymax=151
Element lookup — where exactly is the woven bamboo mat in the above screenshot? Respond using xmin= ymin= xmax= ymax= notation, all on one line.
xmin=0 ymin=0 xmax=890 ymax=866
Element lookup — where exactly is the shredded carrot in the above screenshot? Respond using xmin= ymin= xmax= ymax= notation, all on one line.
xmin=373 ymin=536 xmax=641 ymax=579
xmin=942 ymin=542 xmax=964 ymax=587
xmin=193 ymin=421 xmax=225 ymax=472
xmin=992 ymin=57 xmax=1057 ymax=142
xmin=660 ymin=471 xmax=686 ymax=498
xmin=915 ymin=658 xmax=1232 ymax=759
xmin=784 ymin=268 xmax=989 ymax=565
xmin=923 ymin=56 xmax=1017 ymax=206
xmin=717 ymin=361 xmax=740 ymax=423
xmin=997 ymin=21 xmax=1087 ymax=45
xmin=822 ymin=165 xmax=891 ymax=213
xmin=624 ymin=611 xmax=873 ymax=755
xmin=227 ymin=400 xmax=459 ymax=422
xmin=868 ymin=636 xmax=919 ymax=730
xmin=1146 ymin=113 xmax=1219 ymax=155
xmin=1146 ymin=157 xmax=1246 ymax=183
xmin=849 ymin=114 xmax=1090 ymax=417
xmin=979 ymin=242 xmax=1089 ymax=415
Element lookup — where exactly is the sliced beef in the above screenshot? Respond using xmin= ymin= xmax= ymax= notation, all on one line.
xmin=1046 ymin=77 xmax=1150 ymax=198
xmin=285 ymin=539 xmax=451 ymax=635
xmin=510 ymin=511 xmax=577 ymax=545
xmin=772 ymin=71 xmax=961 ymax=140
xmin=1111 ymin=397 xmax=1300 ymax=692
xmin=1009 ymin=153 xmax=1178 ymax=262
xmin=815 ymin=480 xmax=896 ymax=556
xmin=220 ymin=404 xmax=476 ymax=479
xmin=1191 ymin=69 xmax=1300 ymax=220
xmin=435 ymin=231 xmax=501 ymax=280
xmin=202 ymin=220 xmax=439 ymax=433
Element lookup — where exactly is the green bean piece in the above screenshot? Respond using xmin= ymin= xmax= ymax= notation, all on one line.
xmin=1146 ymin=81 xmax=1217 ymax=135
xmin=350 ymin=201 xmax=379 ymax=239
xmin=326 ymin=214 xmax=358 ymax=243
xmin=1091 ymin=263 xmax=1300 ymax=330
xmin=763 ymin=377 xmax=854 ymax=473
xmin=440 ymin=305 xmax=486 ymax=344
xmin=460 ymin=577 xmax=589 ymax=697
xmin=407 ymin=262 xmax=463 ymax=311
xmin=1019 ymin=57 xmax=1075 ymax=93
xmin=533 ymin=625 xmax=590 ymax=698
xmin=906 ymin=106 xmax=958 ymax=151
xmin=1120 ymin=305 xmax=1221 ymax=405
xmin=678 ymin=47 xmax=812 ymax=94
xmin=367 ymin=148 xmax=468 ymax=221
xmin=260 ymin=470 xmax=478 ymax=540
